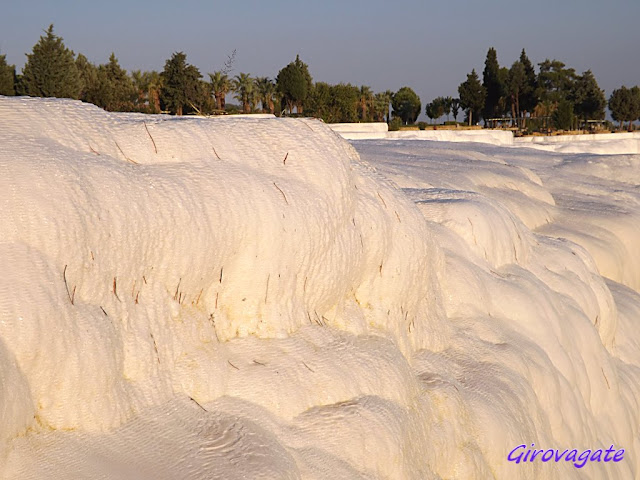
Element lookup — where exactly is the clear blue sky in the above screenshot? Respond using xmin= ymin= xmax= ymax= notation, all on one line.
xmin=2 ymin=0 xmax=639 ymax=118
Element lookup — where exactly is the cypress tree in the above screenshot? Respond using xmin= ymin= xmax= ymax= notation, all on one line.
xmin=21 ymin=24 xmax=82 ymax=99
xmin=458 ymin=69 xmax=486 ymax=126
xmin=0 ymin=54 xmax=16 ymax=95
xmin=507 ymin=61 xmax=526 ymax=125
xmin=572 ymin=70 xmax=606 ymax=123
xmin=76 ymin=53 xmax=98 ymax=103
xmin=98 ymin=53 xmax=135 ymax=111
xmin=276 ymin=55 xmax=312 ymax=114
xmin=482 ymin=47 xmax=502 ymax=123
xmin=519 ymin=49 xmax=537 ymax=116
xmin=160 ymin=52 xmax=202 ymax=115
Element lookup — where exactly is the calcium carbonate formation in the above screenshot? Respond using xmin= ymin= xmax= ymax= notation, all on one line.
xmin=0 ymin=97 xmax=639 ymax=479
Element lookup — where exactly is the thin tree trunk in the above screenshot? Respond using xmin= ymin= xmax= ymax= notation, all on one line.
xmin=468 ymin=110 xmax=472 ymax=126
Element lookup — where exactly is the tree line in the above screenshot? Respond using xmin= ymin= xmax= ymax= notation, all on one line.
xmin=0 ymin=25 xmax=420 ymax=124
xmin=425 ymin=47 xmax=640 ymax=132
xmin=2 ymin=27 xmax=638 ymax=131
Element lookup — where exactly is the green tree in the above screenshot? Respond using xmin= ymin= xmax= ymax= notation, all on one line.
xmin=92 ymin=53 xmax=136 ymax=111
xmin=0 ymin=53 xmax=16 ymax=95
xmin=147 ymin=71 xmax=163 ymax=113
xmin=451 ymin=98 xmax=460 ymax=122
xmin=482 ymin=47 xmax=503 ymax=124
xmin=130 ymin=70 xmax=162 ymax=113
xmin=632 ymin=86 xmax=640 ymax=127
xmin=426 ymin=97 xmax=446 ymax=123
xmin=392 ymin=86 xmax=421 ymax=125
xmin=537 ymin=59 xmax=576 ymax=104
xmin=209 ymin=71 xmax=230 ymax=111
xmin=21 ymin=24 xmax=82 ymax=99
xmin=232 ymin=72 xmax=254 ymax=113
xmin=608 ymin=86 xmax=640 ymax=131
xmin=330 ymin=83 xmax=360 ymax=122
xmin=458 ymin=69 xmax=486 ymax=125
xmin=572 ymin=70 xmax=606 ymax=124
xmin=160 ymin=52 xmax=202 ymax=115
xmin=552 ymin=98 xmax=574 ymax=130
xmin=519 ymin=49 xmax=537 ymax=120
xmin=75 ymin=54 xmax=98 ymax=103
xmin=306 ymin=81 xmax=332 ymax=120
xmin=507 ymin=61 xmax=526 ymax=126
xmin=443 ymin=96 xmax=453 ymax=121
xmin=373 ymin=90 xmax=392 ymax=122
xmin=358 ymin=85 xmax=374 ymax=122
xmin=276 ymin=55 xmax=312 ymax=114
xmin=255 ymin=76 xmax=277 ymax=113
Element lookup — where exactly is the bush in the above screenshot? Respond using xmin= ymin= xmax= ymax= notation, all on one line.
xmin=388 ymin=117 xmax=403 ymax=131
xmin=417 ymin=121 xmax=427 ymax=130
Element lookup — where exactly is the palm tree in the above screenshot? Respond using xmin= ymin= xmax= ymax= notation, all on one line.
xmin=209 ymin=71 xmax=230 ymax=112
xmin=255 ymin=77 xmax=277 ymax=114
xmin=131 ymin=70 xmax=146 ymax=107
xmin=358 ymin=86 xmax=373 ymax=122
xmin=147 ymin=71 xmax=163 ymax=113
xmin=232 ymin=73 xmax=253 ymax=113
xmin=130 ymin=70 xmax=162 ymax=113
xmin=373 ymin=90 xmax=393 ymax=122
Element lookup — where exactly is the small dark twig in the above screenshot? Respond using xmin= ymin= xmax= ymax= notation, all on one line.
xmin=253 ymin=360 xmax=266 ymax=366
xmin=302 ymin=361 xmax=315 ymax=372
xmin=150 ymin=333 xmax=160 ymax=363
xmin=113 ymin=277 xmax=121 ymax=302
xmin=209 ymin=314 xmax=220 ymax=342
xmin=212 ymin=146 xmax=221 ymax=160
xmin=63 ymin=265 xmax=74 ymax=305
xmin=265 ymin=273 xmax=270 ymax=303
xmin=100 ymin=306 xmax=108 ymax=316
xmin=189 ymin=396 xmax=207 ymax=412
xmin=143 ymin=121 xmax=158 ymax=153
xmin=194 ymin=289 xmax=203 ymax=306
xmin=174 ymin=278 xmax=181 ymax=301
xmin=273 ymin=182 xmax=289 ymax=205
xmin=228 ymin=360 xmax=239 ymax=370
xmin=89 ymin=144 xmax=100 ymax=155
xmin=602 ymin=367 xmax=610 ymax=389
xmin=115 ymin=141 xmax=137 ymax=164
xmin=283 ymin=152 xmax=288 ymax=165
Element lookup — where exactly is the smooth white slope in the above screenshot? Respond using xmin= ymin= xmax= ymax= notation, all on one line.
xmin=1 ymin=98 xmax=639 ymax=479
